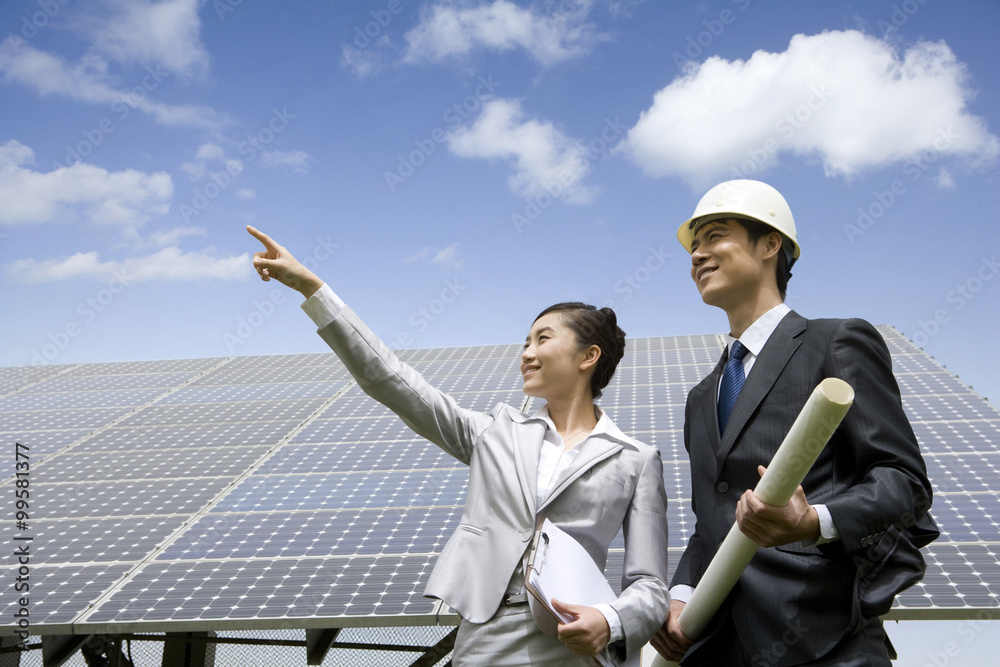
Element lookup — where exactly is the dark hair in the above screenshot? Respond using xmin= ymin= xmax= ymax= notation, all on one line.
xmin=532 ymin=302 xmax=626 ymax=399
xmin=736 ymin=218 xmax=793 ymax=301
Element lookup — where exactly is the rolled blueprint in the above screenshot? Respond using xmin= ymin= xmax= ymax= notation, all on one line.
xmin=644 ymin=377 xmax=855 ymax=667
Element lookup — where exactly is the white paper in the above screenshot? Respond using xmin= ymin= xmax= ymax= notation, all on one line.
xmin=526 ymin=518 xmax=639 ymax=667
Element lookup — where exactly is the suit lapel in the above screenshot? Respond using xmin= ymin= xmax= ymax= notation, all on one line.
xmin=717 ymin=311 xmax=806 ymax=472
xmin=537 ymin=436 xmax=622 ymax=512
xmin=512 ymin=419 xmax=545 ymax=511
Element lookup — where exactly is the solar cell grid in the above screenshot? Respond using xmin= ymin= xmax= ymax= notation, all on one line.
xmin=925 ymin=453 xmax=1000 ymax=494
xmin=0 ymin=329 xmax=996 ymax=636
xmin=78 ymin=421 xmax=302 ymax=452
xmin=34 ymin=445 xmax=274 ymax=483
xmin=115 ymin=398 xmax=328 ymax=426
xmin=1 ymin=406 xmax=135 ymax=431
xmin=210 ymin=468 xmax=470 ymax=513
xmin=188 ymin=363 xmax=352 ymax=386
xmin=158 ymin=507 xmax=463 ymax=561
xmin=27 ymin=517 xmax=188 ymax=564
xmin=157 ymin=381 xmax=349 ymax=404
xmin=19 ymin=372 xmax=200 ymax=393
xmin=904 ymin=394 xmax=999 ymax=423
xmin=256 ymin=439 xmax=460 ymax=475
xmin=0 ymin=564 xmax=135 ymax=626
xmin=220 ymin=353 xmax=344 ymax=370
xmin=0 ymin=387 xmax=166 ymax=411
xmin=30 ymin=477 xmax=235 ymax=518
xmin=61 ymin=358 xmax=221 ymax=376
xmin=81 ymin=556 xmax=439 ymax=625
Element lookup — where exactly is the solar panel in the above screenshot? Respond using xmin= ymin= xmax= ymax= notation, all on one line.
xmin=0 ymin=325 xmax=996 ymax=642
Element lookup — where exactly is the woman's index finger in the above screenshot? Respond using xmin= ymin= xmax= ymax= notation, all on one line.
xmin=246 ymin=225 xmax=279 ymax=250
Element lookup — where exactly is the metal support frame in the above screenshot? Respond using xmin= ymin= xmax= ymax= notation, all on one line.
xmin=41 ymin=635 xmax=91 ymax=667
xmin=305 ymin=628 xmax=340 ymax=665
xmin=408 ymin=627 xmax=457 ymax=667
xmin=161 ymin=632 xmax=216 ymax=667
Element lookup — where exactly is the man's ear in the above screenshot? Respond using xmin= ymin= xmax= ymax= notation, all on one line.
xmin=579 ymin=344 xmax=602 ymax=371
xmin=761 ymin=231 xmax=783 ymax=261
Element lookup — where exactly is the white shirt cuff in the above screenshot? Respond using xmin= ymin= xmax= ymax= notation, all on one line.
xmin=813 ymin=503 xmax=840 ymax=545
xmin=593 ymin=603 xmax=624 ymax=644
xmin=300 ymin=283 xmax=343 ymax=329
xmin=668 ymin=584 xmax=695 ymax=605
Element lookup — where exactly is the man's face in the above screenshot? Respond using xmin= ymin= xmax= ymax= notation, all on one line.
xmin=689 ymin=219 xmax=771 ymax=310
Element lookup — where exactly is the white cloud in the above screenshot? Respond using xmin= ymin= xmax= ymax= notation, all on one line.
xmin=261 ymin=150 xmax=314 ymax=172
xmin=88 ymin=0 xmax=210 ymax=78
xmin=619 ymin=30 xmax=999 ymax=188
xmin=0 ymin=140 xmax=172 ymax=239
xmin=340 ymin=37 xmax=390 ymax=79
xmin=0 ymin=36 xmax=227 ymax=130
xmin=403 ymin=247 xmax=431 ymax=263
xmin=146 ymin=225 xmax=205 ymax=247
xmin=403 ymin=0 xmax=601 ymax=66
xmin=403 ymin=243 xmax=464 ymax=270
xmin=936 ymin=167 xmax=956 ymax=190
xmin=237 ymin=188 xmax=256 ymax=201
xmin=432 ymin=242 xmax=464 ymax=269
xmin=181 ymin=143 xmax=244 ymax=181
xmin=8 ymin=246 xmax=250 ymax=284
xmin=447 ymin=98 xmax=595 ymax=203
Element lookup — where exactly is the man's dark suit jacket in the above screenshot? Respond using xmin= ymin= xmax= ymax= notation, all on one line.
xmin=672 ymin=311 xmax=939 ymax=666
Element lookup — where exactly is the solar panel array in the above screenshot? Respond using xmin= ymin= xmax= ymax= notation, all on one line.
xmin=1 ymin=325 xmax=997 ymax=640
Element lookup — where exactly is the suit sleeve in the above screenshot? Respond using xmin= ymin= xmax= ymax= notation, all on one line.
xmin=610 ymin=445 xmax=672 ymax=660
xmin=315 ymin=305 xmax=495 ymax=465
xmin=820 ymin=319 xmax=933 ymax=553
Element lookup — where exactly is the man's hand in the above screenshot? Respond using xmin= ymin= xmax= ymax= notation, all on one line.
xmin=247 ymin=225 xmax=324 ymax=298
xmin=552 ymin=599 xmax=611 ymax=657
xmin=651 ymin=599 xmax=692 ymax=661
xmin=736 ymin=465 xmax=820 ymax=547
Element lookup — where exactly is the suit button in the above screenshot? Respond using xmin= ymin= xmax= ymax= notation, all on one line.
xmin=861 ymin=536 xmax=869 ymax=546
xmin=716 ymin=481 xmax=729 ymax=493
xmin=520 ymin=528 xmax=533 ymax=542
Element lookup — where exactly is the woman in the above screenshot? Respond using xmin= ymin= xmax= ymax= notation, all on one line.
xmin=248 ymin=225 xmax=668 ymax=666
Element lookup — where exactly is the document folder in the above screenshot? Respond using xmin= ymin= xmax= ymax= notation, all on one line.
xmin=525 ymin=518 xmax=639 ymax=667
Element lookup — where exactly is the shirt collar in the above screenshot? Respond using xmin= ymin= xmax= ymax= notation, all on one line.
xmin=724 ymin=302 xmax=791 ymax=357
xmin=529 ymin=404 xmax=635 ymax=449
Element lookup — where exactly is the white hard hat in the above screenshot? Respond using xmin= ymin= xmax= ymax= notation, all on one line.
xmin=677 ymin=179 xmax=800 ymax=266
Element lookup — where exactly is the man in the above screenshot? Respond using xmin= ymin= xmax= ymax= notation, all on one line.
xmin=652 ymin=180 xmax=938 ymax=665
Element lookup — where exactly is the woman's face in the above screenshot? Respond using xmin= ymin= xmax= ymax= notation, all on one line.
xmin=520 ymin=312 xmax=589 ymax=400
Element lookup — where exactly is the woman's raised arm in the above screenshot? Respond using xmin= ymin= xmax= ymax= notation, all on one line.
xmin=248 ymin=225 xmax=324 ymax=298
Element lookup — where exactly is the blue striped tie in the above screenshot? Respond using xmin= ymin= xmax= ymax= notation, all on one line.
xmin=718 ymin=340 xmax=749 ymax=435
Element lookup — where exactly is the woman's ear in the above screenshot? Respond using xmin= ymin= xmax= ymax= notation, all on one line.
xmin=579 ymin=345 xmax=601 ymax=371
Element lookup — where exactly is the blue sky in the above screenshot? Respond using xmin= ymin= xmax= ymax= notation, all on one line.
xmin=1 ymin=0 xmax=998 ymax=661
